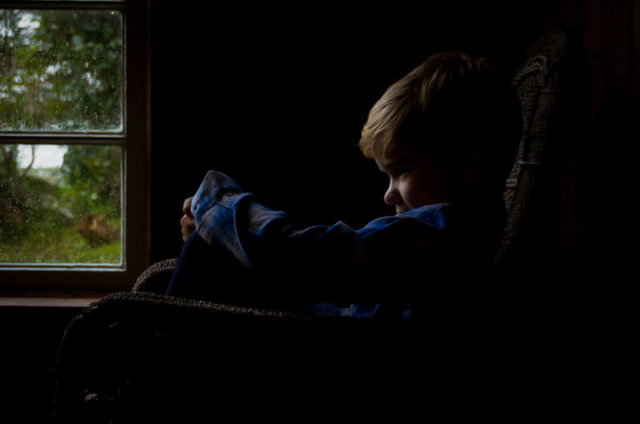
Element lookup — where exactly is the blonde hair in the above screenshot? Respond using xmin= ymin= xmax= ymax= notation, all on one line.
xmin=359 ymin=52 xmax=520 ymax=167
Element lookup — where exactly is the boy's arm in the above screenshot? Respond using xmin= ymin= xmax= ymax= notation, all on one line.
xmin=190 ymin=170 xmax=448 ymax=301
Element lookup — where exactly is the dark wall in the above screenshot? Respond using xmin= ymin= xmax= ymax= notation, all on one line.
xmin=149 ymin=2 xmax=555 ymax=262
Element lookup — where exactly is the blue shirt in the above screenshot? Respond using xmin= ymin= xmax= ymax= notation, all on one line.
xmin=190 ymin=170 xmax=500 ymax=319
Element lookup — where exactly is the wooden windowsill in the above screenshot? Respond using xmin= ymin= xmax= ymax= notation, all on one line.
xmin=0 ymin=290 xmax=115 ymax=308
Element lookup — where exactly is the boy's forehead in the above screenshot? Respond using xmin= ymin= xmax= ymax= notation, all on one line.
xmin=375 ymin=144 xmax=414 ymax=167
xmin=378 ymin=156 xmax=411 ymax=169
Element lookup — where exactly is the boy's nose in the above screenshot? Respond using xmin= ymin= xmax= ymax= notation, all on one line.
xmin=384 ymin=184 xmax=402 ymax=206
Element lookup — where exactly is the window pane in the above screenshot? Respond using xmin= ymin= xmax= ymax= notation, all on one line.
xmin=0 ymin=144 xmax=122 ymax=264
xmin=0 ymin=9 xmax=123 ymax=132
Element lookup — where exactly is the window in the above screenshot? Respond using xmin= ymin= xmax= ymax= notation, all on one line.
xmin=0 ymin=1 xmax=149 ymax=291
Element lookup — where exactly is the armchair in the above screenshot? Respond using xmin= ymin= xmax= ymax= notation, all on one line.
xmin=53 ymin=28 xmax=587 ymax=423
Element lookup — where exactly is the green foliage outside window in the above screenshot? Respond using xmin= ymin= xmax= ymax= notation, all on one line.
xmin=0 ymin=9 xmax=123 ymax=264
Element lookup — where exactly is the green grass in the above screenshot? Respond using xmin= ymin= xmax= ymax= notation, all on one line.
xmin=0 ymin=226 xmax=121 ymax=264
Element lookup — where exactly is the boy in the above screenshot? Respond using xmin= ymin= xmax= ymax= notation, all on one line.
xmin=167 ymin=51 xmax=522 ymax=319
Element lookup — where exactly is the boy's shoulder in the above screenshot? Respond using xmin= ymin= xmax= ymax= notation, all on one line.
xmin=356 ymin=203 xmax=456 ymax=243
xmin=384 ymin=200 xmax=506 ymax=244
xmin=399 ymin=203 xmax=455 ymax=226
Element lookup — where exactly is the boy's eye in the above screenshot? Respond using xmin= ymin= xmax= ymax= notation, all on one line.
xmin=392 ymin=168 xmax=410 ymax=178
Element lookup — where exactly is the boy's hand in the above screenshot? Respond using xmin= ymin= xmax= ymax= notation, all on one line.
xmin=180 ymin=196 xmax=195 ymax=242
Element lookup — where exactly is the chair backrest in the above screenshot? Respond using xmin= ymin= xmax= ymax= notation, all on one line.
xmin=132 ymin=258 xmax=177 ymax=293
xmin=494 ymin=28 xmax=589 ymax=282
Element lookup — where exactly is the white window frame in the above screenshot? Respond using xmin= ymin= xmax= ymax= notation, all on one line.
xmin=0 ymin=0 xmax=150 ymax=291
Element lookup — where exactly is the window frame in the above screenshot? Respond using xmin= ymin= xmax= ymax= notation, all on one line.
xmin=0 ymin=0 xmax=150 ymax=291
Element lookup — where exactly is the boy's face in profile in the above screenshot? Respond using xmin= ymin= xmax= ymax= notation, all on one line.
xmin=375 ymin=142 xmax=453 ymax=214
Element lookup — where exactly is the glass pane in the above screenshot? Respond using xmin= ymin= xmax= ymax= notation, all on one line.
xmin=0 ymin=9 xmax=123 ymax=132
xmin=0 ymin=144 xmax=122 ymax=264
